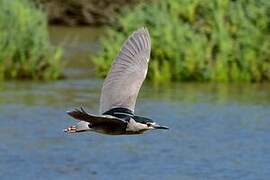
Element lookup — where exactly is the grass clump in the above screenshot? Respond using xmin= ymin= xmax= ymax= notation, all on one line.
xmin=93 ymin=0 xmax=270 ymax=82
xmin=0 ymin=0 xmax=62 ymax=80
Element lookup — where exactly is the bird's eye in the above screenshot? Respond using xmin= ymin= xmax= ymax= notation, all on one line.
xmin=147 ymin=123 xmax=151 ymax=127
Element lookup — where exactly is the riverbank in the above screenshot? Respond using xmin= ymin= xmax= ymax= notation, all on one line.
xmin=38 ymin=0 xmax=142 ymax=26
xmin=48 ymin=26 xmax=105 ymax=79
xmin=0 ymin=0 xmax=62 ymax=80
xmin=93 ymin=0 xmax=270 ymax=83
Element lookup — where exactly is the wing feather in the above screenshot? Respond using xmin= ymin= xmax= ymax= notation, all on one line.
xmin=99 ymin=27 xmax=151 ymax=114
xmin=67 ymin=108 xmax=127 ymax=126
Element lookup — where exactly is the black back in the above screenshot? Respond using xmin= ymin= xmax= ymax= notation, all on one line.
xmin=103 ymin=107 xmax=133 ymax=121
xmin=133 ymin=116 xmax=153 ymax=124
xmin=103 ymin=107 xmax=153 ymax=124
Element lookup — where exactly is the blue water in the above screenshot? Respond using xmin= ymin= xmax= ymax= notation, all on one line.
xmin=0 ymin=80 xmax=269 ymax=180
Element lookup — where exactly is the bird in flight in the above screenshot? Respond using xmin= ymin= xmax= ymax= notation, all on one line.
xmin=64 ymin=27 xmax=169 ymax=135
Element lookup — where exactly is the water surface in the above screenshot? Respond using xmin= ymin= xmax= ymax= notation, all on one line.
xmin=0 ymin=26 xmax=270 ymax=180
xmin=0 ymin=80 xmax=269 ymax=180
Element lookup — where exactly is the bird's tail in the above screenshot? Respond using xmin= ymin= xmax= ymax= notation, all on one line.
xmin=64 ymin=121 xmax=91 ymax=133
xmin=67 ymin=107 xmax=92 ymax=122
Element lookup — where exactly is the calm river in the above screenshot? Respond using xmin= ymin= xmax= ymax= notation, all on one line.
xmin=0 ymin=26 xmax=269 ymax=180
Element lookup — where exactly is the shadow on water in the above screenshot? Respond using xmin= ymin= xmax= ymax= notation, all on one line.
xmin=0 ymin=26 xmax=270 ymax=180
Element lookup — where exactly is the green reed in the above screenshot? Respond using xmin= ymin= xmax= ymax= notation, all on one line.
xmin=93 ymin=0 xmax=270 ymax=82
xmin=0 ymin=0 xmax=62 ymax=80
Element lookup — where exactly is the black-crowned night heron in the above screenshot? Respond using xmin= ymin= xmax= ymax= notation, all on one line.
xmin=64 ymin=27 xmax=169 ymax=135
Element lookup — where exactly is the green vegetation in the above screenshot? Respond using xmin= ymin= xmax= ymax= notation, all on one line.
xmin=0 ymin=0 xmax=62 ymax=80
xmin=93 ymin=0 xmax=270 ymax=82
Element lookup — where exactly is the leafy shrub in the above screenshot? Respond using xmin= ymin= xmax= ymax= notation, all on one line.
xmin=93 ymin=0 xmax=270 ymax=82
xmin=0 ymin=0 xmax=62 ymax=80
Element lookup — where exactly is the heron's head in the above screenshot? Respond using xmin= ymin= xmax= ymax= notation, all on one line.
xmin=133 ymin=116 xmax=169 ymax=131
xmin=145 ymin=122 xmax=169 ymax=130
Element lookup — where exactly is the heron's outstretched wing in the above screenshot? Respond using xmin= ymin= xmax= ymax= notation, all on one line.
xmin=67 ymin=107 xmax=127 ymax=126
xmin=99 ymin=27 xmax=151 ymax=114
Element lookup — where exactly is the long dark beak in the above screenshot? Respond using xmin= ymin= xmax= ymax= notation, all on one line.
xmin=152 ymin=124 xmax=169 ymax=130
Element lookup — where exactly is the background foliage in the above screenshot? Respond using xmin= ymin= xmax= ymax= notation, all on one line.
xmin=35 ymin=0 xmax=142 ymax=26
xmin=93 ymin=0 xmax=270 ymax=82
xmin=0 ymin=0 xmax=62 ymax=80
